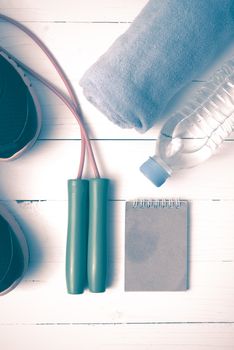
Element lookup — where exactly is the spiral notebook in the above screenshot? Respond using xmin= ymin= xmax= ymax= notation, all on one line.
xmin=125 ymin=199 xmax=188 ymax=291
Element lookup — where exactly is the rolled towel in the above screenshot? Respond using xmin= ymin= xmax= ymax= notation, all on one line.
xmin=80 ymin=0 xmax=234 ymax=133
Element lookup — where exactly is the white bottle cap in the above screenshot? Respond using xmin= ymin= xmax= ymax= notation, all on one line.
xmin=140 ymin=157 xmax=171 ymax=187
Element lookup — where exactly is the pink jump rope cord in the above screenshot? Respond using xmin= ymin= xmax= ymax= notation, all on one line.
xmin=0 ymin=13 xmax=100 ymax=179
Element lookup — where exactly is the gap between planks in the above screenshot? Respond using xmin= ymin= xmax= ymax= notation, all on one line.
xmin=0 ymin=321 xmax=234 ymax=326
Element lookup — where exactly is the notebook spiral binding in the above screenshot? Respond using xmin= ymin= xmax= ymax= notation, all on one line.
xmin=132 ymin=199 xmax=182 ymax=209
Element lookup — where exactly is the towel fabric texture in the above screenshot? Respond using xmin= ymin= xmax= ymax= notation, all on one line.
xmin=80 ymin=0 xmax=234 ymax=132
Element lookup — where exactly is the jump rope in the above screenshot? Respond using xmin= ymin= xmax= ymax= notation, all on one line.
xmin=0 ymin=14 xmax=109 ymax=294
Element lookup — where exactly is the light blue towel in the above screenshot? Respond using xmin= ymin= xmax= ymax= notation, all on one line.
xmin=80 ymin=0 xmax=234 ymax=132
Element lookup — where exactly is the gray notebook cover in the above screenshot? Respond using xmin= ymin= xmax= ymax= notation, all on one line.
xmin=125 ymin=200 xmax=188 ymax=291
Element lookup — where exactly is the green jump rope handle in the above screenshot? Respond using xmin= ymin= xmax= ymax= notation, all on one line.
xmin=66 ymin=179 xmax=89 ymax=294
xmin=88 ymin=178 xmax=109 ymax=293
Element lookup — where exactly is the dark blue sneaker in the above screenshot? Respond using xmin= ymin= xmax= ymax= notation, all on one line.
xmin=0 ymin=51 xmax=41 ymax=160
xmin=0 ymin=204 xmax=29 ymax=295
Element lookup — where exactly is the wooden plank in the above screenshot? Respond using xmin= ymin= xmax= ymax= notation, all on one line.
xmin=0 ymin=200 xmax=233 ymax=324
xmin=0 ymin=0 xmax=148 ymax=22
xmin=4 ymin=199 xmax=234 ymax=268
xmin=0 ymin=22 xmax=129 ymax=79
xmin=0 ymin=140 xmax=233 ymax=200
xmin=0 ymin=260 xmax=233 ymax=323
xmin=1 ymin=22 xmax=234 ymax=140
xmin=1 ymin=323 xmax=234 ymax=350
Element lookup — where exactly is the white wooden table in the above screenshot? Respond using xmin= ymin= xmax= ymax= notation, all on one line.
xmin=0 ymin=1 xmax=234 ymax=349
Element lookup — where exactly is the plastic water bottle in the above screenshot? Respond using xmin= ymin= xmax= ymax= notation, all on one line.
xmin=140 ymin=59 xmax=234 ymax=187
